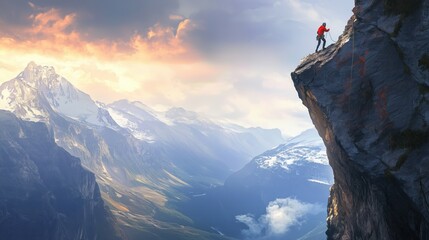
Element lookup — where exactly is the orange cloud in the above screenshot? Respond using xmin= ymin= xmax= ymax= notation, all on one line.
xmin=130 ymin=20 xmax=198 ymax=62
xmin=176 ymin=19 xmax=197 ymax=39
xmin=0 ymin=6 xmax=199 ymax=63
xmin=30 ymin=8 xmax=76 ymax=35
xmin=0 ymin=6 xmax=218 ymax=105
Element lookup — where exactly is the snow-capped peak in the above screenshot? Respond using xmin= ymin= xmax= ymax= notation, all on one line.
xmin=20 ymin=61 xmax=57 ymax=86
xmin=0 ymin=62 xmax=119 ymax=128
xmin=255 ymin=128 xmax=328 ymax=170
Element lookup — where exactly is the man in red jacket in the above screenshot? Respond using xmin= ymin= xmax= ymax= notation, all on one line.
xmin=316 ymin=22 xmax=330 ymax=52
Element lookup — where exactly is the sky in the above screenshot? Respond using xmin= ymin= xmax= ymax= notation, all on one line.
xmin=0 ymin=0 xmax=354 ymax=136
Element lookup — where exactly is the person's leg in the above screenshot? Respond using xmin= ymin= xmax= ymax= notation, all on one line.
xmin=316 ymin=38 xmax=321 ymax=52
xmin=322 ymin=37 xmax=326 ymax=49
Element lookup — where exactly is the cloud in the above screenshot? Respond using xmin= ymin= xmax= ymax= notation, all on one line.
xmin=178 ymin=1 xmax=315 ymax=61
xmin=236 ymin=215 xmax=264 ymax=237
xmin=0 ymin=0 xmax=354 ymax=136
xmin=0 ymin=0 xmax=181 ymax=41
xmin=236 ymin=198 xmax=324 ymax=239
xmin=0 ymin=3 xmax=197 ymax=61
xmin=0 ymin=0 xmax=353 ymax=60
xmin=175 ymin=0 xmax=353 ymax=66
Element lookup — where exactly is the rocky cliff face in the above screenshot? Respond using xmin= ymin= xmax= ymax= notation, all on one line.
xmin=0 ymin=111 xmax=122 ymax=240
xmin=292 ymin=0 xmax=429 ymax=239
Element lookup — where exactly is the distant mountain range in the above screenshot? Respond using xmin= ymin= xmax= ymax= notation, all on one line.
xmin=176 ymin=128 xmax=333 ymax=240
xmin=0 ymin=62 xmax=334 ymax=239
xmin=0 ymin=62 xmax=286 ymax=239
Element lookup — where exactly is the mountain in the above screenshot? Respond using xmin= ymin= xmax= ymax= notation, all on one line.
xmin=0 ymin=62 xmax=284 ymax=239
xmin=177 ymin=128 xmax=333 ymax=239
xmin=291 ymin=0 xmax=429 ymax=239
xmin=0 ymin=62 xmax=283 ymax=182
xmin=0 ymin=61 xmax=118 ymax=128
xmin=0 ymin=110 xmax=122 ymax=240
xmin=107 ymin=100 xmax=284 ymax=172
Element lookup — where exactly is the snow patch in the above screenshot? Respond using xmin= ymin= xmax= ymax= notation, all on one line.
xmin=107 ymin=107 xmax=156 ymax=142
xmin=307 ymin=179 xmax=331 ymax=186
xmin=210 ymin=227 xmax=225 ymax=236
xmin=258 ymin=146 xmax=328 ymax=170
xmin=193 ymin=193 xmax=207 ymax=197
xmin=256 ymin=129 xmax=328 ymax=170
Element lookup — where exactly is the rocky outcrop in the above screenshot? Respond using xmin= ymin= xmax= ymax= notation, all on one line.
xmin=292 ymin=0 xmax=429 ymax=239
xmin=0 ymin=111 xmax=122 ymax=240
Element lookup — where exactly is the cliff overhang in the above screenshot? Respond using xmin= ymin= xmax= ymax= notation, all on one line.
xmin=292 ymin=0 xmax=429 ymax=239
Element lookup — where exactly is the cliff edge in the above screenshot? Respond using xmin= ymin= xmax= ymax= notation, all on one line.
xmin=292 ymin=0 xmax=429 ymax=239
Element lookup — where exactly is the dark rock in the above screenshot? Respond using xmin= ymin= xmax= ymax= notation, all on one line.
xmin=0 ymin=111 xmax=122 ymax=240
xmin=291 ymin=0 xmax=429 ymax=239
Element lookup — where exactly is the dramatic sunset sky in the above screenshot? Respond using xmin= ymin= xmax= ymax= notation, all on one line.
xmin=0 ymin=0 xmax=353 ymax=136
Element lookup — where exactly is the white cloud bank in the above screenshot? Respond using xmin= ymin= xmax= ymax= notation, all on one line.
xmin=236 ymin=198 xmax=323 ymax=239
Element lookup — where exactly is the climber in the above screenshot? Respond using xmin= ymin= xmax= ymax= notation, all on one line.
xmin=315 ymin=22 xmax=330 ymax=53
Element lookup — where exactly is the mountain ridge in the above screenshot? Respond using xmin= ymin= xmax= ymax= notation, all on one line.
xmin=1 ymin=62 xmax=118 ymax=128
xmin=0 ymin=61 xmax=285 ymax=239
xmin=0 ymin=110 xmax=123 ymax=240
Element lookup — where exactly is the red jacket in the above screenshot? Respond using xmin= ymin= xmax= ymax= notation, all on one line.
xmin=317 ymin=25 xmax=330 ymax=36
